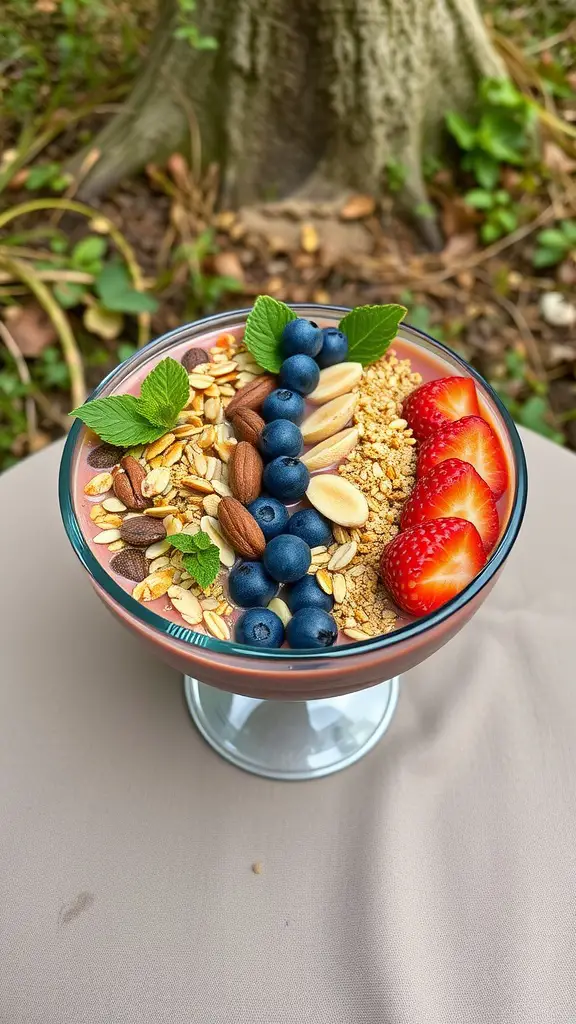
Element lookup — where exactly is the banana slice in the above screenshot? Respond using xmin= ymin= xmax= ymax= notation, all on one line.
xmin=306 ymin=474 xmax=369 ymax=527
xmin=301 ymin=426 xmax=360 ymax=471
xmin=307 ymin=362 xmax=363 ymax=404
xmin=301 ymin=392 xmax=357 ymax=444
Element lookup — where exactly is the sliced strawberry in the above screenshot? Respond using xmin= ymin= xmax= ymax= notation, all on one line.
xmin=417 ymin=415 xmax=508 ymax=500
xmin=380 ymin=517 xmax=487 ymax=617
xmin=402 ymin=376 xmax=480 ymax=441
xmin=400 ymin=458 xmax=499 ymax=552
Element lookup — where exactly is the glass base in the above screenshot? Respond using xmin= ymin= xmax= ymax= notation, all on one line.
xmin=183 ymin=676 xmax=400 ymax=781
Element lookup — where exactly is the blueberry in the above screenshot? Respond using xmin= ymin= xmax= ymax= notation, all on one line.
xmin=282 ymin=318 xmax=323 ymax=358
xmin=259 ymin=419 xmax=303 ymax=461
xmin=278 ymin=354 xmax=320 ymax=396
xmin=286 ymin=575 xmax=334 ymax=614
xmin=317 ymin=327 xmax=349 ymax=368
xmin=236 ymin=607 xmax=285 ymax=648
xmin=261 ymin=388 xmax=305 ymax=424
xmin=286 ymin=608 xmax=338 ymax=649
xmin=228 ymin=561 xmax=278 ymax=608
xmin=263 ymin=534 xmax=311 ymax=583
xmin=262 ymin=456 xmax=310 ymax=503
xmin=286 ymin=508 xmax=333 ymax=548
xmin=247 ymin=496 xmax=289 ymax=540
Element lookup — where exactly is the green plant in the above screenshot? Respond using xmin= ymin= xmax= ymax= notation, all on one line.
xmin=385 ymin=160 xmax=407 ymax=193
xmin=532 ymin=221 xmax=576 ymax=268
xmin=494 ymin=350 xmax=564 ymax=445
xmin=174 ymin=0 xmax=218 ymax=50
xmin=464 ymin=187 xmax=520 ymax=243
xmin=174 ymin=230 xmax=241 ymax=317
xmin=24 ymin=162 xmax=71 ymax=193
xmin=446 ymin=78 xmax=537 ymax=189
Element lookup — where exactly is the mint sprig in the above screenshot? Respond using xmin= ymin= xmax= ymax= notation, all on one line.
xmin=339 ymin=304 xmax=407 ymax=366
xmin=71 ymin=356 xmax=190 ymax=446
xmin=243 ymin=295 xmax=296 ymax=373
xmin=170 ymin=530 xmax=221 ymax=589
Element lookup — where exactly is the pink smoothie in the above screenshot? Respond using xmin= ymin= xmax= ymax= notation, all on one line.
xmin=73 ymin=319 xmax=515 ymax=639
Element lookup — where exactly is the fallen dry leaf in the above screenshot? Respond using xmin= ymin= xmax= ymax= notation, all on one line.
xmin=340 ymin=194 xmax=376 ymax=220
xmin=543 ymin=141 xmax=576 ymax=176
xmin=300 ymin=222 xmax=320 ymax=253
xmin=4 ymin=303 xmax=57 ymax=357
xmin=440 ymin=196 xmax=480 ymax=237
xmin=212 ymin=250 xmax=245 ymax=283
xmin=440 ymin=232 xmax=477 ymax=264
xmin=83 ymin=303 xmax=124 ymax=340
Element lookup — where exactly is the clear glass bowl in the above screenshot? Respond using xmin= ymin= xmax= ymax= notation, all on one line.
xmin=59 ymin=306 xmax=527 ymax=779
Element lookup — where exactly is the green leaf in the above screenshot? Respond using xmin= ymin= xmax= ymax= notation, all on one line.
xmin=446 ymin=111 xmax=476 ymax=150
xmin=472 ymin=152 xmax=500 ymax=190
xmin=170 ymin=531 xmax=204 ymax=553
xmin=464 ymin=189 xmax=494 ymax=210
xmin=70 ymin=395 xmax=166 ymax=446
xmin=96 ymin=263 xmax=158 ymax=315
xmin=139 ymin=357 xmax=190 ymax=428
xmin=481 ymin=78 xmax=525 ymax=110
xmin=532 ymin=247 xmax=563 ymax=268
xmin=481 ymin=221 xmax=501 ymax=244
xmin=183 ymin=547 xmax=220 ymax=590
xmin=517 ymin=396 xmax=564 ymax=444
xmin=192 ymin=531 xmax=213 ymax=551
xmin=243 ymin=295 xmax=296 ymax=373
xmin=72 ymin=235 xmax=107 ymax=268
xmin=493 ymin=207 xmax=518 ymax=233
xmin=338 ymin=304 xmax=407 ymax=366
xmin=561 ymin=221 xmax=576 ymax=244
xmin=53 ymin=281 xmax=86 ymax=308
xmin=536 ymin=229 xmax=570 ymax=250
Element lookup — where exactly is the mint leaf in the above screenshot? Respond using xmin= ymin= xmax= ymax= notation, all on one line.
xmin=192 ymin=531 xmax=213 ymax=551
xmin=70 ymin=395 xmax=166 ymax=446
xmin=339 ymin=304 xmax=407 ymax=366
xmin=170 ymin=531 xmax=203 ymax=553
xmin=183 ymin=546 xmax=220 ymax=590
xmin=140 ymin=357 xmax=190 ymax=428
xmin=243 ymin=295 xmax=296 ymax=373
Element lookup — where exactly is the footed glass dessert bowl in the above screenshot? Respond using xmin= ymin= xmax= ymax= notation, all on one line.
xmin=60 ymin=304 xmax=527 ymax=780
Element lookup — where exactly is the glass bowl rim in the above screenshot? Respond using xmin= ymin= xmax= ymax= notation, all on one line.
xmin=59 ymin=304 xmax=528 ymax=660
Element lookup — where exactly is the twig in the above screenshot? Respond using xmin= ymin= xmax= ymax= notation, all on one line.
xmin=0 ymin=255 xmax=86 ymax=409
xmin=0 ymin=319 xmax=37 ymax=453
xmin=0 ymin=198 xmax=151 ymax=346
xmin=416 ymin=206 xmax=555 ymax=287
xmin=525 ymin=24 xmax=575 ymax=55
xmin=477 ymin=269 xmax=545 ymax=379
xmin=0 ymin=268 xmax=93 ymax=285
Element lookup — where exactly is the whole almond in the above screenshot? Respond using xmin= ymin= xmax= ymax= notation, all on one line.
xmin=87 ymin=443 xmax=123 ymax=469
xmin=232 ymin=408 xmax=265 ymax=445
xmin=110 ymin=548 xmax=149 ymax=582
xmin=113 ymin=455 xmax=151 ymax=511
xmin=120 ymin=515 xmax=167 ymax=547
xmin=225 ymin=374 xmax=276 ymax=418
xmin=229 ymin=441 xmax=263 ymax=505
xmin=182 ymin=346 xmax=210 ymax=371
xmin=217 ymin=496 xmax=266 ymax=559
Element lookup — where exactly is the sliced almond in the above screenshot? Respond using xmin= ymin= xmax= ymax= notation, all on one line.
xmin=333 ymin=524 xmax=351 ymax=544
xmin=142 ymin=467 xmax=171 ymax=498
xmin=149 ymin=555 xmax=171 ymax=573
xmin=344 ymin=628 xmax=372 ymax=641
xmin=301 ymin=426 xmax=360 ymax=471
xmin=145 ymin=433 xmax=175 ymax=461
xmin=205 ymin=397 xmax=222 ymax=422
xmin=162 ymin=441 xmax=185 ymax=467
xmin=93 ymin=528 xmax=121 ymax=544
xmin=145 ymin=538 xmax=172 ymax=559
xmin=132 ymin=567 xmax=175 ymax=602
xmin=201 ymin=597 xmax=219 ymax=611
xmin=102 ymin=496 xmax=127 ymax=513
xmin=327 ymin=541 xmax=357 ymax=571
xmin=181 ymin=475 xmax=214 ymax=494
xmin=267 ymin=597 xmax=292 ymax=627
xmin=168 ymin=585 xmax=203 ymax=624
xmin=300 ymin=393 xmax=358 ymax=444
xmin=208 ymin=360 xmax=237 ymax=377
xmin=90 ymin=504 xmax=106 ymax=521
xmin=108 ymin=540 xmax=125 ymax=552
xmin=316 ymin=569 xmax=333 ymax=595
xmin=197 ymin=425 xmax=217 ymax=449
xmin=212 ymin=479 xmax=232 ymax=498
xmin=306 ymin=474 xmax=369 ymax=527
xmin=202 ymin=493 xmax=221 ymax=517
xmin=214 ymin=439 xmax=237 ymax=463
xmin=188 ymin=373 xmax=215 ymax=389
xmin=163 ymin=514 xmax=183 ymax=536
xmin=193 ymin=451 xmax=208 ymax=476
xmin=143 ymin=505 xmax=179 ymax=518
xmin=203 ymin=610 xmax=231 ymax=640
xmin=84 ymin=472 xmax=113 ymax=496
xmin=332 ymin=573 xmax=347 ymax=604
xmin=308 ymin=362 xmax=363 ymax=404
xmin=200 ymin=515 xmax=236 ymax=567
xmin=100 ymin=513 xmax=123 ymax=529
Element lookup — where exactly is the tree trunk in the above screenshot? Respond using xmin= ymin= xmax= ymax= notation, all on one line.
xmin=77 ymin=0 xmax=504 ymax=216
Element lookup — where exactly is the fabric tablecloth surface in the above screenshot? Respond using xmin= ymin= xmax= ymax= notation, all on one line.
xmin=1 ymin=428 xmax=575 ymax=1024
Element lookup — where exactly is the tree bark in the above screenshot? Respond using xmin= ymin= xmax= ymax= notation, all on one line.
xmin=77 ymin=0 xmax=504 ymax=215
